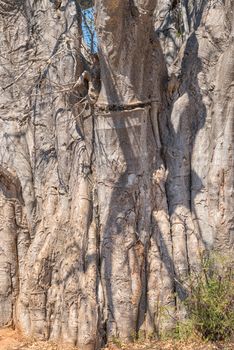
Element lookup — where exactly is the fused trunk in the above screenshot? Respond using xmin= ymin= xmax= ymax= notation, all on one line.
xmin=0 ymin=0 xmax=233 ymax=349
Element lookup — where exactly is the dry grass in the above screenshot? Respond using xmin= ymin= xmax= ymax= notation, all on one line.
xmin=0 ymin=328 xmax=233 ymax=350
xmin=0 ymin=328 xmax=76 ymax=350
xmin=118 ymin=339 xmax=234 ymax=350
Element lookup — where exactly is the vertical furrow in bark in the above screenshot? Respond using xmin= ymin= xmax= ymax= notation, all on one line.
xmin=0 ymin=168 xmax=24 ymax=327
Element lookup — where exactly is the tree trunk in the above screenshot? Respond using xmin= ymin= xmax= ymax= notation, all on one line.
xmin=0 ymin=0 xmax=233 ymax=349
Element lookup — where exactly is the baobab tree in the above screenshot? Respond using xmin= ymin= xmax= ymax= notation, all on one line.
xmin=0 ymin=0 xmax=233 ymax=349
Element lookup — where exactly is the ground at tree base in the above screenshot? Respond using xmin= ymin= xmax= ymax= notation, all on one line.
xmin=0 ymin=329 xmax=233 ymax=350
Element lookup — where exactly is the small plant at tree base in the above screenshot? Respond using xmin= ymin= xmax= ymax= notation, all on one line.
xmin=110 ymin=336 xmax=123 ymax=348
xmin=184 ymin=253 xmax=234 ymax=341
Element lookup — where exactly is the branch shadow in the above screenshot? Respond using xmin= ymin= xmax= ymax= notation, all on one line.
xmin=95 ymin=12 xmax=209 ymax=341
xmin=160 ymin=31 xmax=208 ymax=303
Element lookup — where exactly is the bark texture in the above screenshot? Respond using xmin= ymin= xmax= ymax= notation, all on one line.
xmin=0 ymin=0 xmax=233 ymax=349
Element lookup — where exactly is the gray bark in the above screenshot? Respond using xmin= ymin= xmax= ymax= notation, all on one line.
xmin=0 ymin=0 xmax=233 ymax=349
